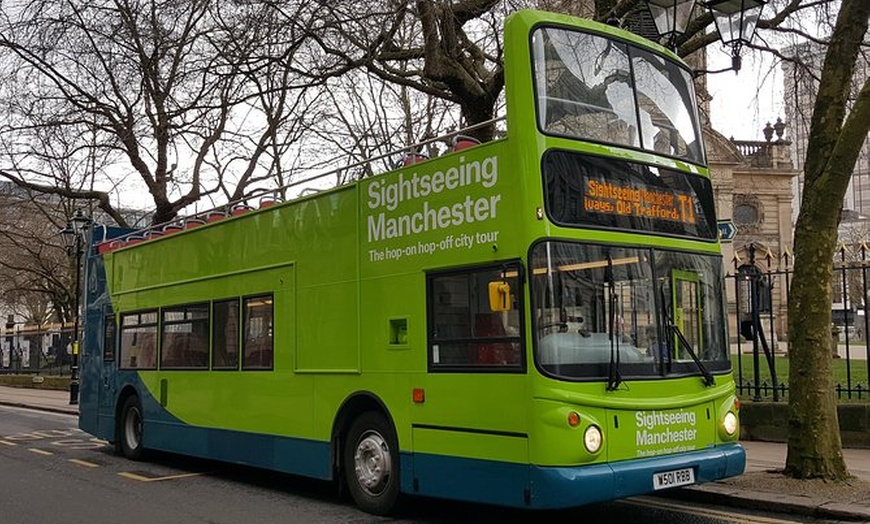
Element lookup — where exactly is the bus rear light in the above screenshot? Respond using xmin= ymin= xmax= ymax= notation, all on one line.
xmin=734 ymin=397 xmax=741 ymax=411
xmin=412 ymin=388 xmax=425 ymax=403
xmin=567 ymin=411 xmax=581 ymax=427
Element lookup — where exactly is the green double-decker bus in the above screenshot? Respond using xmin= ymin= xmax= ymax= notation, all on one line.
xmin=78 ymin=9 xmax=743 ymax=515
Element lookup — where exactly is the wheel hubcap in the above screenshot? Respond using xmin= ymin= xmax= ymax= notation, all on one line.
xmin=353 ymin=431 xmax=391 ymax=496
xmin=125 ymin=406 xmax=142 ymax=449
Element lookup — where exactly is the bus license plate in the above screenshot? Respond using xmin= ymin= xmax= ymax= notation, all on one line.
xmin=653 ymin=468 xmax=695 ymax=490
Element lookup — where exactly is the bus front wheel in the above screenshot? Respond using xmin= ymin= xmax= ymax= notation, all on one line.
xmin=118 ymin=395 xmax=145 ymax=461
xmin=343 ymin=411 xmax=400 ymax=515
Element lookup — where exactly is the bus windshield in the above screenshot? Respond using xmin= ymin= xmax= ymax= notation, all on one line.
xmin=532 ymin=26 xmax=704 ymax=165
xmin=531 ymin=241 xmax=729 ymax=381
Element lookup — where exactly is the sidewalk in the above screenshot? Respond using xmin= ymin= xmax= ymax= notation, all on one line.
xmin=0 ymin=384 xmax=78 ymax=415
xmin=1 ymin=385 xmax=869 ymax=520
xmin=667 ymin=440 xmax=870 ymax=521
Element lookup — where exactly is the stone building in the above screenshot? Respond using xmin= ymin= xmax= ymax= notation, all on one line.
xmin=782 ymin=41 xmax=870 ymax=222
xmin=706 ymin=127 xmax=798 ymax=347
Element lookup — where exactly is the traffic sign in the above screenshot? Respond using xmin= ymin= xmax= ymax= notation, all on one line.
xmin=717 ymin=220 xmax=738 ymax=242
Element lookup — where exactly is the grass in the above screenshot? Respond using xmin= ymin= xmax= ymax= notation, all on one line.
xmin=732 ymin=353 xmax=869 ymax=394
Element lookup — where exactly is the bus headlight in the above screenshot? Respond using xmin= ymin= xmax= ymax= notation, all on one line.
xmin=584 ymin=425 xmax=602 ymax=453
xmin=723 ymin=412 xmax=738 ymax=436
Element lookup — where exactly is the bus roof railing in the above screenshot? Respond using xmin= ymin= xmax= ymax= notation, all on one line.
xmin=94 ymin=117 xmax=506 ymax=249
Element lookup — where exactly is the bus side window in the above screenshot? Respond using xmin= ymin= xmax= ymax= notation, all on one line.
xmin=427 ymin=263 xmax=524 ymax=371
xmin=119 ymin=311 xmax=158 ymax=370
xmin=213 ymin=299 xmax=240 ymax=370
xmin=103 ymin=315 xmax=116 ymax=361
xmin=243 ymin=295 xmax=273 ymax=370
xmin=161 ymin=303 xmax=209 ymax=370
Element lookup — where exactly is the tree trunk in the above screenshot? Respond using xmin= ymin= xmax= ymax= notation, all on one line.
xmin=786 ymin=210 xmax=847 ymax=479
xmin=785 ymin=0 xmax=870 ymax=480
xmin=460 ymin=96 xmax=498 ymax=142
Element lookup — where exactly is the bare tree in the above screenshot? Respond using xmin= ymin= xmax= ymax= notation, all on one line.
xmin=0 ymin=0 xmax=843 ymax=214
xmin=0 ymin=0 xmax=317 ymax=225
xmin=308 ymin=0 xmax=508 ymax=142
xmin=304 ymin=0 xmax=839 ymax=144
xmin=0 ymin=188 xmax=73 ymax=325
xmin=310 ymin=71 xmax=460 ymax=183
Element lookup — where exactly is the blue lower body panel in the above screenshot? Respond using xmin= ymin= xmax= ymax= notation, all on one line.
xmin=146 ymin=419 xmax=332 ymax=480
xmin=91 ymin=379 xmax=332 ymax=480
xmin=529 ymin=444 xmax=745 ymax=508
xmin=410 ymin=444 xmax=745 ymax=509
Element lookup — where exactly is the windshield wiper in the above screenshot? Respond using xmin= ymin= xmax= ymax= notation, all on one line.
xmin=659 ymin=285 xmax=715 ymax=387
xmin=606 ymin=254 xmax=622 ymax=391
xmin=663 ymin=321 xmax=715 ymax=387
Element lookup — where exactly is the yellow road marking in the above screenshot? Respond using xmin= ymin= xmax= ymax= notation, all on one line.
xmin=623 ymin=496 xmax=803 ymax=524
xmin=68 ymin=459 xmax=100 ymax=468
xmin=118 ymin=471 xmax=205 ymax=483
xmin=28 ymin=448 xmax=53 ymax=456
xmin=0 ymin=440 xmax=16 ymax=446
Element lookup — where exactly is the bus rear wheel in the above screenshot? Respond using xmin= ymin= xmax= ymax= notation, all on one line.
xmin=343 ymin=411 xmax=400 ymax=515
xmin=118 ymin=395 xmax=145 ymax=461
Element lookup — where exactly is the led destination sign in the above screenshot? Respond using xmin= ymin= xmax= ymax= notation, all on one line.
xmin=543 ymin=150 xmax=717 ymax=240
xmin=584 ymin=179 xmax=697 ymax=225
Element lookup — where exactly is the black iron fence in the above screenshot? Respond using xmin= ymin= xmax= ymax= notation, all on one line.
xmin=0 ymin=324 xmax=73 ymax=376
xmin=728 ymin=243 xmax=870 ymax=401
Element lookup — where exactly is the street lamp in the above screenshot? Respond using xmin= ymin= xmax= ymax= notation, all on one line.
xmin=705 ymin=0 xmax=767 ymax=72
xmin=60 ymin=209 xmax=91 ymax=405
xmin=646 ymin=0 xmax=698 ymax=51
xmin=641 ymin=0 xmax=765 ymax=73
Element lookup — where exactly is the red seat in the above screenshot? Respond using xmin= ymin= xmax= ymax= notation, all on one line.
xmin=184 ymin=218 xmax=206 ymax=229
xmin=205 ymin=210 xmax=226 ymax=223
xmin=452 ymin=135 xmax=481 ymax=152
xmin=402 ymin=153 xmax=428 ymax=166
xmin=259 ymin=196 xmax=280 ymax=208
xmin=473 ymin=314 xmax=519 ymax=365
xmin=162 ymin=223 xmax=183 ymax=235
xmin=122 ymin=235 xmax=144 ymax=247
xmin=231 ymin=204 xmax=253 ymax=216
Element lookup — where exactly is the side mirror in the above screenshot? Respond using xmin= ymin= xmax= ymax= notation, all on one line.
xmin=488 ymin=281 xmax=512 ymax=312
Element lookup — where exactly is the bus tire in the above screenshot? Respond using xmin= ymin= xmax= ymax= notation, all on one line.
xmin=343 ymin=411 xmax=400 ymax=515
xmin=119 ymin=395 xmax=145 ymax=461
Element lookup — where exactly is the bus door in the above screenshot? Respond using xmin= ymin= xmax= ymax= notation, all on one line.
xmin=96 ymin=310 xmax=118 ymax=436
xmin=417 ymin=262 xmax=529 ymax=505
xmin=670 ymin=270 xmax=702 ymax=359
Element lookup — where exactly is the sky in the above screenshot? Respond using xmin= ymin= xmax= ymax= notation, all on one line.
xmin=707 ymin=44 xmax=786 ymax=143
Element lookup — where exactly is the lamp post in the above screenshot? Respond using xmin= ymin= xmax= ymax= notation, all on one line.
xmin=60 ymin=209 xmax=90 ymax=405
xmin=4 ymin=315 xmax=14 ymax=371
xmin=705 ymin=0 xmax=767 ymax=72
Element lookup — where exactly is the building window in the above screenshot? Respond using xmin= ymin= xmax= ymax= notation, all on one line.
xmin=243 ymin=295 xmax=273 ymax=370
xmin=733 ymin=203 xmax=759 ymax=226
xmin=732 ymin=194 xmax=763 ymax=233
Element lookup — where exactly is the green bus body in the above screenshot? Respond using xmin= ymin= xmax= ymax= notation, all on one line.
xmin=78 ymin=9 xmax=744 ymax=513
